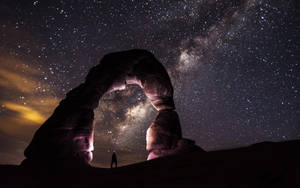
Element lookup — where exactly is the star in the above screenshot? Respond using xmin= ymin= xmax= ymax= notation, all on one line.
xmin=0 ymin=0 xmax=299 ymax=167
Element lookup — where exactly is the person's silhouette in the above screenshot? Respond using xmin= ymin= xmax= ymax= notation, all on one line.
xmin=111 ymin=151 xmax=117 ymax=168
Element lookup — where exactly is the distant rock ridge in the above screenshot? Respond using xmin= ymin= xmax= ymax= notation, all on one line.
xmin=23 ymin=49 xmax=202 ymax=166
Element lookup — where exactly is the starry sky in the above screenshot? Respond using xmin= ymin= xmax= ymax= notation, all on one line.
xmin=0 ymin=0 xmax=299 ymax=167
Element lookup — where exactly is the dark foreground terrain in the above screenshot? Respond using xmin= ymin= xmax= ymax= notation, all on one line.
xmin=1 ymin=140 xmax=300 ymax=188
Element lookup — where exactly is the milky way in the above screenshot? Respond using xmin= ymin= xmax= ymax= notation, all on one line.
xmin=0 ymin=0 xmax=299 ymax=167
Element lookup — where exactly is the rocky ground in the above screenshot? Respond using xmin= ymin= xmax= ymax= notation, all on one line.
xmin=1 ymin=139 xmax=299 ymax=188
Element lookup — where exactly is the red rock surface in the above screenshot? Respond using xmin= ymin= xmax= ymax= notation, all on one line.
xmin=1 ymin=140 xmax=299 ymax=187
xmin=23 ymin=49 xmax=199 ymax=165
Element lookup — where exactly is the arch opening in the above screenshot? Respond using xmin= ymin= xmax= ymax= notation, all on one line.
xmin=92 ymin=86 xmax=156 ymax=167
xmin=22 ymin=49 xmax=201 ymax=167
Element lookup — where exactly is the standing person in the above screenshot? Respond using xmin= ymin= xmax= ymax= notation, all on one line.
xmin=111 ymin=151 xmax=117 ymax=168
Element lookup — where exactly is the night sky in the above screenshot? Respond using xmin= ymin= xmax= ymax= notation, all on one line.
xmin=0 ymin=0 xmax=299 ymax=167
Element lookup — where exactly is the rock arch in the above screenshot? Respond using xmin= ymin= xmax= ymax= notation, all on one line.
xmin=23 ymin=49 xmax=201 ymax=166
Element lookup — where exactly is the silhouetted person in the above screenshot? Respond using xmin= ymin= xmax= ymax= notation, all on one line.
xmin=111 ymin=151 xmax=117 ymax=168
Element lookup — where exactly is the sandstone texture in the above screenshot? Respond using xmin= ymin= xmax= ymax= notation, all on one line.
xmin=23 ymin=49 xmax=200 ymax=165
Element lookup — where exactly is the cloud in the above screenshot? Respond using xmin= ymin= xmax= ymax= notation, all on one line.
xmin=0 ymin=55 xmax=59 ymax=140
xmin=2 ymin=102 xmax=46 ymax=124
xmin=0 ymin=58 xmax=40 ymax=93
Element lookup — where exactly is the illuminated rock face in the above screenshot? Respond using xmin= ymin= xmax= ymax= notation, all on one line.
xmin=146 ymin=111 xmax=203 ymax=160
xmin=23 ymin=49 xmax=201 ymax=165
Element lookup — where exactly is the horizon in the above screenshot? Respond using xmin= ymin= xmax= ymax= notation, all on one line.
xmin=0 ymin=0 xmax=299 ymax=167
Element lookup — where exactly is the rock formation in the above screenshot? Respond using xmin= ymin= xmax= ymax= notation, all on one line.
xmin=23 ymin=49 xmax=201 ymax=166
xmin=2 ymin=140 xmax=300 ymax=187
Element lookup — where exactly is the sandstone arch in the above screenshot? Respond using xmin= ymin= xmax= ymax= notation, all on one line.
xmin=23 ymin=49 xmax=201 ymax=166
